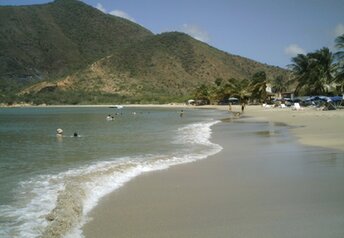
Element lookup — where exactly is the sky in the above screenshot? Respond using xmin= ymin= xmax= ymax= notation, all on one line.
xmin=1 ymin=0 xmax=343 ymax=68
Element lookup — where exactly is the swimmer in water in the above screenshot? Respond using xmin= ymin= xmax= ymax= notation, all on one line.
xmin=56 ymin=128 xmax=63 ymax=136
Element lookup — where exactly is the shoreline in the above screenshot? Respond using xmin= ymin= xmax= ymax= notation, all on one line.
xmin=2 ymin=103 xmax=343 ymax=151
xmin=82 ymin=107 xmax=344 ymax=237
xmin=239 ymin=105 xmax=344 ymax=151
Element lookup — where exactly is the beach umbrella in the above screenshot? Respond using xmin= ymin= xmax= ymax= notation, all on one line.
xmin=228 ymin=97 xmax=239 ymax=101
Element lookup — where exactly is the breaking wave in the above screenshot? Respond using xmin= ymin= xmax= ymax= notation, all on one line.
xmin=0 ymin=120 xmax=222 ymax=238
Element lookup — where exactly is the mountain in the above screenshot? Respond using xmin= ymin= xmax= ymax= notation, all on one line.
xmin=0 ymin=0 xmax=152 ymax=82
xmin=1 ymin=0 xmax=287 ymax=104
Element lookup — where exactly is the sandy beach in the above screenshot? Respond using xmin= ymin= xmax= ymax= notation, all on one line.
xmin=81 ymin=105 xmax=344 ymax=238
xmin=137 ymin=103 xmax=344 ymax=151
xmin=3 ymin=103 xmax=343 ymax=237
xmin=241 ymin=105 xmax=344 ymax=151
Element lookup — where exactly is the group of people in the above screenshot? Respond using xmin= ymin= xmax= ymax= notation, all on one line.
xmin=228 ymin=103 xmax=245 ymax=113
xmin=106 ymin=114 xmax=115 ymax=120
xmin=57 ymin=109 xmax=186 ymax=137
xmin=56 ymin=128 xmax=78 ymax=137
xmin=106 ymin=112 xmax=126 ymax=120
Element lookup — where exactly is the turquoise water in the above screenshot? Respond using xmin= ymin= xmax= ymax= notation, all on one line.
xmin=0 ymin=107 xmax=224 ymax=237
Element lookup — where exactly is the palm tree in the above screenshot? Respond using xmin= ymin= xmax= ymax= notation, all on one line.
xmin=308 ymin=47 xmax=335 ymax=94
xmin=225 ymin=78 xmax=251 ymax=102
xmin=335 ymin=34 xmax=344 ymax=60
xmin=314 ymin=48 xmax=334 ymax=82
xmin=211 ymin=78 xmax=228 ymax=103
xmin=334 ymin=34 xmax=344 ymax=92
xmin=272 ymin=75 xmax=288 ymax=98
xmin=289 ymin=53 xmax=312 ymax=95
xmin=249 ymin=71 xmax=269 ymax=103
xmin=289 ymin=48 xmax=335 ymax=95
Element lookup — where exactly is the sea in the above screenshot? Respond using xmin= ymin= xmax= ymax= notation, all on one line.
xmin=0 ymin=106 xmax=224 ymax=238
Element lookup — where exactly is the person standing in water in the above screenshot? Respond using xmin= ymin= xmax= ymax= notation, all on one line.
xmin=180 ymin=110 xmax=184 ymax=117
xmin=56 ymin=128 xmax=63 ymax=137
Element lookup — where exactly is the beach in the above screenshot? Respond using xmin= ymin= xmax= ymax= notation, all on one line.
xmin=82 ymin=105 xmax=344 ymax=238
xmin=241 ymin=105 xmax=344 ymax=151
xmin=0 ymin=106 xmax=224 ymax=237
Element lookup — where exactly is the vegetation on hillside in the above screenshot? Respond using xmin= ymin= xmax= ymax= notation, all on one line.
xmin=5 ymin=31 xmax=287 ymax=105
xmin=192 ymin=34 xmax=344 ymax=105
xmin=0 ymin=0 xmax=152 ymax=83
xmin=193 ymin=71 xmax=288 ymax=104
xmin=0 ymin=0 xmax=289 ymax=105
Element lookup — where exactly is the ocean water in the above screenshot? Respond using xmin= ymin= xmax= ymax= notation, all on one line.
xmin=0 ymin=107 xmax=224 ymax=238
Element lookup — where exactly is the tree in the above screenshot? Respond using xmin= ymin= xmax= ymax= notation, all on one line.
xmin=214 ymin=78 xmax=223 ymax=87
xmin=288 ymin=53 xmax=311 ymax=95
xmin=250 ymin=71 xmax=269 ymax=102
xmin=210 ymin=78 xmax=227 ymax=103
xmin=335 ymin=34 xmax=344 ymax=61
xmin=272 ymin=75 xmax=288 ymax=98
xmin=194 ymin=84 xmax=209 ymax=101
xmin=225 ymin=78 xmax=250 ymax=102
xmin=289 ymin=48 xmax=335 ymax=95
xmin=309 ymin=47 xmax=335 ymax=94
xmin=334 ymin=34 xmax=344 ymax=92
xmin=314 ymin=48 xmax=334 ymax=81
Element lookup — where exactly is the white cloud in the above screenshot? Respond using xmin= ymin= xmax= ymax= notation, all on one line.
xmin=109 ymin=10 xmax=136 ymax=22
xmin=284 ymin=44 xmax=306 ymax=57
xmin=334 ymin=23 xmax=344 ymax=37
xmin=96 ymin=3 xmax=106 ymax=13
xmin=180 ymin=24 xmax=210 ymax=43
xmin=95 ymin=3 xmax=136 ymax=22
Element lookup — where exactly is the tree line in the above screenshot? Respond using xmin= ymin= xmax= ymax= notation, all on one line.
xmin=193 ymin=34 xmax=344 ymax=104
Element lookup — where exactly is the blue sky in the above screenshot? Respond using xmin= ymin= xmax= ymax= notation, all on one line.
xmin=1 ymin=0 xmax=343 ymax=68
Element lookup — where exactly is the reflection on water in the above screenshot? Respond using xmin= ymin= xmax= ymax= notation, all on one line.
xmin=254 ymin=130 xmax=280 ymax=137
xmin=307 ymin=150 xmax=344 ymax=168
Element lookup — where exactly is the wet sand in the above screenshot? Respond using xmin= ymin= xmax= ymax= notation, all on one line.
xmin=240 ymin=105 xmax=344 ymax=151
xmin=82 ymin=111 xmax=344 ymax=238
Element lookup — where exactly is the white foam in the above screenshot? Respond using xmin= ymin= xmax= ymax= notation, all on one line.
xmin=174 ymin=120 xmax=220 ymax=146
xmin=0 ymin=120 xmax=222 ymax=238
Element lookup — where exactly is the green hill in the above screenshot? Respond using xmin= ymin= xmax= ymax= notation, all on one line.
xmin=1 ymin=0 xmax=287 ymax=104
xmin=20 ymin=32 xmax=287 ymax=104
xmin=0 ymin=0 xmax=152 ymax=83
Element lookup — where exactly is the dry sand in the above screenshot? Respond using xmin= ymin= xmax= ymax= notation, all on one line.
xmin=239 ymin=105 xmax=344 ymax=151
